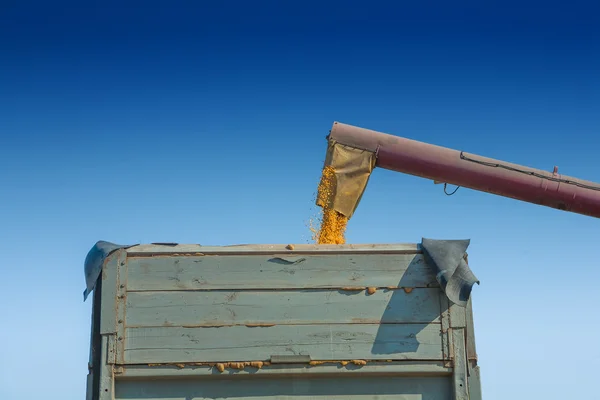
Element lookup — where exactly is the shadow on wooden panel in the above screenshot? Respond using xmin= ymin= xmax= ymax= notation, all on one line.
xmin=372 ymin=256 xmax=444 ymax=356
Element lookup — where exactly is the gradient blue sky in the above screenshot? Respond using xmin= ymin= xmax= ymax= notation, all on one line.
xmin=1 ymin=1 xmax=599 ymax=399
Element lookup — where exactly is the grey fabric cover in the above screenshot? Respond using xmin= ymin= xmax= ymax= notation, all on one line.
xmin=421 ymin=238 xmax=479 ymax=307
xmin=83 ymin=241 xmax=137 ymax=301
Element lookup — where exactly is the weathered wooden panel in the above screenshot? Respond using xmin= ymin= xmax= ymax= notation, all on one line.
xmin=449 ymin=301 xmax=467 ymax=328
xmin=126 ymin=253 xmax=436 ymax=291
xmin=466 ymin=297 xmax=482 ymax=399
xmin=115 ymin=375 xmax=452 ymax=400
xmin=115 ymin=252 xmax=128 ymax=364
xmin=439 ymin=293 xmax=450 ymax=363
xmin=465 ymin=298 xmax=478 ymax=362
xmin=123 ymin=323 xmax=444 ymax=364
xmin=99 ymin=251 xmax=121 ymax=334
xmin=451 ymin=328 xmax=468 ymax=400
xmin=468 ymin=364 xmax=483 ymax=400
xmin=125 ymin=288 xmax=442 ymax=327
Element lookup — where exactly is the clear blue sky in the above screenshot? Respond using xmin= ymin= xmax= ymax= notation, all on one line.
xmin=1 ymin=1 xmax=599 ymax=399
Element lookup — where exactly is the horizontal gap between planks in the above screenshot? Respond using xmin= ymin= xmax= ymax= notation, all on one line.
xmin=125 ymin=243 xmax=422 ymax=256
xmin=122 ymin=359 xmax=448 ymax=365
xmin=115 ymin=358 xmax=452 ymax=370
xmin=117 ymin=362 xmax=452 ymax=378
xmin=126 ymin=251 xmax=422 ymax=258
xmin=125 ymin=321 xmax=443 ymax=329
xmin=124 ymin=287 xmax=439 ymax=293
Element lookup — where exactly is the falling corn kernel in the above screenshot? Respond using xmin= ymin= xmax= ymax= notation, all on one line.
xmin=367 ymin=287 xmax=377 ymax=295
xmin=215 ymin=363 xmax=225 ymax=372
xmin=314 ymin=166 xmax=349 ymax=244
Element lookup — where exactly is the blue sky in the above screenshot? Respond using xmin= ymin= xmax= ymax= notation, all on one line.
xmin=1 ymin=1 xmax=599 ymax=399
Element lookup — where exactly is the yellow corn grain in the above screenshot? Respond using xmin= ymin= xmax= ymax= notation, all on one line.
xmin=314 ymin=166 xmax=349 ymax=245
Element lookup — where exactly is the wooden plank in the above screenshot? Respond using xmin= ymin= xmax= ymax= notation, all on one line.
xmin=449 ymin=301 xmax=467 ymax=329
xmin=126 ymin=243 xmax=421 ymax=255
xmin=126 ymin=253 xmax=437 ymax=291
xmin=125 ymin=288 xmax=442 ymax=327
xmin=465 ymin=297 xmax=477 ymax=362
xmin=99 ymin=335 xmax=114 ymax=400
xmin=85 ymin=373 xmax=93 ymax=400
xmin=451 ymin=328 xmax=468 ymax=400
xmin=468 ymin=363 xmax=482 ymax=400
xmin=115 ymin=250 xmax=127 ymax=364
xmin=100 ymin=251 xmax=121 ymax=334
xmin=119 ymin=361 xmax=453 ymax=378
xmin=107 ymin=335 xmax=117 ymax=365
xmin=86 ymin=283 xmax=100 ymax=400
xmin=123 ymin=323 xmax=444 ymax=364
xmin=439 ymin=292 xmax=451 ymax=362
xmin=465 ymin=297 xmax=481 ymax=399
xmin=115 ymin=375 xmax=452 ymax=400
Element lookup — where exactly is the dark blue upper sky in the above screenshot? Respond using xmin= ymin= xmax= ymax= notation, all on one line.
xmin=1 ymin=2 xmax=599 ymax=399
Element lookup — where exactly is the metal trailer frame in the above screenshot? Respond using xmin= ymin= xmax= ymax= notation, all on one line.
xmin=86 ymin=243 xmax=482 ymax=400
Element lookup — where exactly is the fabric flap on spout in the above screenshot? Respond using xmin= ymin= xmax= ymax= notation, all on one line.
xmin=317 ymin=140 xmax=376 ymax=219
xmin=421 ymin=238 xmax=479 ymax=307
xmin=83 ymin=240 xmax=138 ymax=302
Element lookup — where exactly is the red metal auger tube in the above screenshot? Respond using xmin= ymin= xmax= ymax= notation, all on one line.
xmin=328 ymin=122 xmax=600 ymax=218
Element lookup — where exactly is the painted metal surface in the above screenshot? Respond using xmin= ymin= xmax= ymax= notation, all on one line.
xmin=86 ymin=243 xmax=482 ymax=400
xmin=329 ymin=121 xmax=600 ymax=218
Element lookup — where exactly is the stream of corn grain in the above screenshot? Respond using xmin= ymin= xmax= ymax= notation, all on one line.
xmin=314 ymin=166 xmax=349 ymax=244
